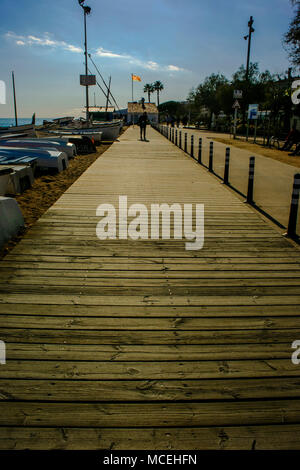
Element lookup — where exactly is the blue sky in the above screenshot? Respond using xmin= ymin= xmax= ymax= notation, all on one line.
xmin=0 ymin=0 xmax=296 ymax=118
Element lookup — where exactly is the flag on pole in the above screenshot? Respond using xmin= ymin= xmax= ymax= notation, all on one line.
xmin=132 ymin=74 xmax=141 ymax=82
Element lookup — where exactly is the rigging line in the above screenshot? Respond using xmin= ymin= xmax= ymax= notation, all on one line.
xmin=88 ymin=53 xmax=120 ymax=110
xmin=86 ymin=64 xmax=114 ymax=106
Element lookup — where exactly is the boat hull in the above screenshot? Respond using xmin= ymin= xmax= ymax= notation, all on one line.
xmin=0 ymin=147 xmax=69 ymax=172
xmin=0 ymin=139 xmax=76 ymax=158
xmin=0 ymin=124 xmax=36 ymax=137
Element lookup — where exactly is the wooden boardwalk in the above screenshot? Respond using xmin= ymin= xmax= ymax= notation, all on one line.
xmin=1 ymin=125 xmax=300 ymax=449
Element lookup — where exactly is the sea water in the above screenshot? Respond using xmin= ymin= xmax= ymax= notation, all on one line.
xmin=0 ymin=117 xmax=52 ymax=127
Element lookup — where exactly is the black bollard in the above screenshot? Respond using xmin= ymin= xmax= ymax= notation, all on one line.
xmin=179 ymin=131 xmax=182 ymax=149
xmin=246 ymin=156 xmax=255 ymax=204
xmin=198 ymin=138 xmax=202 ymax=164
xmin=175 ymin=129 xmax=178 ymax=146
xmin=209 ymin=142 xmax=214 ymax=172
xmin=172 ymin=128 xmax=175 ymax=143
xmin=191 ymin=135 xmax=194 ymax=158
xmin=184 ymin=133 xmax=187 ymax=153
xmin=223 ymin=147 xmax=230 ymax=185
xmin=286 ymin=173 xmax=300 ymax=238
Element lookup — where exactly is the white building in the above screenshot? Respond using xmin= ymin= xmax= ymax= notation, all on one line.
xmin=127 ymin=102 xmax=159 ymax=124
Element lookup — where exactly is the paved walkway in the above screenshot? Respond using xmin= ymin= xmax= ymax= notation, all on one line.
xmin=175 ymin=127 xmax=300 ymax=233
xmin=0 ymin=126 xmax=300 ymax=449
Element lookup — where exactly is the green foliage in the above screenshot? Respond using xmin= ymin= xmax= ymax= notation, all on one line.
xmin=143 ymin=83 xmax=155 ymax=102
xmin=153 ymin=81 xmax=164 ymax=107
xmin=283 ymin=1 xmax=300 ymax=67
xmin=187 ymin=63 xmax=297 ymax=131
xmin=144 ymin=81 xmax=164 ymax=106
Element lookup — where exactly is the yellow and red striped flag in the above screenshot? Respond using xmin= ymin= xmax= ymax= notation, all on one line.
xmin=132 ymin=74 xmax=141 ymax=82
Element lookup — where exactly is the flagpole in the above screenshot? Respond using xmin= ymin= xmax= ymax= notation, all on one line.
xmin=131 ymin=74 xmax=133 ymax=102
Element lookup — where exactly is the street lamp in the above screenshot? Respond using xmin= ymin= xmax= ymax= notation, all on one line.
xmin=78 ymin=0 xmax=91 ymax=123
xmin=244 ymin=16 xmax=255 ymax=82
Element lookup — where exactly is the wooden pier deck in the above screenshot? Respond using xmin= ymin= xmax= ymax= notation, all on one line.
xmin=1 ymin=125 xmax=300 ymax=449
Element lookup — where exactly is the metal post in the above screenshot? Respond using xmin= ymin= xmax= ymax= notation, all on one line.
xmin=253 ymin=119 xmax=257 ymax=143
xmin=191 ymin=135 xmax=194 ymax=158
xmin=175 ymin=130 xmax=178 ymax=146
xmin=286 ymin=173 xmax=300 ymax=238
xmin=179 ymin=131 xmax=182 ymax=149
xmin=209 ymin=142 xmax=214 ymax=172
xmin=246 ymin=119 xmax=249 ymax=141
xmin=223 ymin=147 xmax=230 ymax=185
xmin=198 ymin=138 xmax=202 ymax=164
xmin=184 ymin=133 xmax=187 ymax=153
xmin=12 ymin=71 xmax=18 ymax=127
xmin=172 ymin=128 xmax=174 ymax=143
xmin=246 ymin=156 xmax=255 ymax=204
xmin=83 ymin=9 xmax=89 ymax=123
xmin=233 ymin=107 xmax=237 ymax=139
xmin=245 ymin=16 xmax=254 ymax=83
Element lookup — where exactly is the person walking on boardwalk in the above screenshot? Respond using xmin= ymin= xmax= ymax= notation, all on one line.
xmin=138 ymin=112 xmax=148 ymax=141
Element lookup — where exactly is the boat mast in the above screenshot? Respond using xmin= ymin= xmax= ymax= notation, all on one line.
xmin=12 ymin=71 xmax=18 ymax=126
xmin=78 ymin=0 xmax=91 ymax=123
xmin=105 ymin=76 xmax=111 ymax=117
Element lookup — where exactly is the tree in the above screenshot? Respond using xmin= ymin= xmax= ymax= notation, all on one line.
xmin=158 ymin=101 xmax=185 ymax=120
xmin=153 ymin=81 xmax=164 ymax=107
xmin=284 ymin=0 xmax=300 ymax=67
xmin=190 ymin=73 xmax=229 ymax=128
xmin=143 ymin=83 xmax=154 ymax=102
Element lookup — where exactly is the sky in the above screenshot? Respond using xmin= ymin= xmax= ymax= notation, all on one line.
xmin=0 ymin=0 xmax=297 ymax=118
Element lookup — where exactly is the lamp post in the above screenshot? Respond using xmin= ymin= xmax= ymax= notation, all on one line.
xmin=78 ymin=0 xmax=91 ymax=123
xmin=243 ymin=16 xmax=254 ymax=130
xmin=244 ymin=16 xmax=255 ymax=83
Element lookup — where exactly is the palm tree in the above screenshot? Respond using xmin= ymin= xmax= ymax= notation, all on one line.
xmin=144 ymin=83 xmax=155 ymax=103
xmin=153 ymin=81 xmax=164 ymax=107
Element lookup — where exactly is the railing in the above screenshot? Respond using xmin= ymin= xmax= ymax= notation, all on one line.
xmin=152 ymin=123 xmax=300 ymax=241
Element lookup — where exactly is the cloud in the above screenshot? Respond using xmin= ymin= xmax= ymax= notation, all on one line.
xmin=5 ymin=31 xmax=187 ymax=72
xmin=95 ymin=47 xmax=130 ymax=59
xmin=145 ymin=61 xmax=159 ymax=70
xmin=167 ymin=64 xmax=184 ymax=72
xmin=5 ymin=32 xmax=83 ymax=53
xmin=95 ymin=45 xmax=185 ymax=72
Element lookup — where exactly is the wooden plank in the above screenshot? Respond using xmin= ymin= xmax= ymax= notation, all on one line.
xmin=1 ymin=400 xmax=300 ymax=427
xmin=1 ymin=314 xmax=300 ymax=330
xmin=0 ymin=359 xmax=299 ymax=380
xmin=3 ymin=343 xmax=293 ymax=361
xmin=0 ymin=303 xmax=299 ymax=317
xmin=0 ymin=328 xmax=299 ymax=344
xmin=3 ymin=277 xmax=300 ymax=287
xmin=0 ymin=377 xmax=300 ymax=402
xmin=0 ymin=425 xmax=299 ymax=450
xmin=1 ymin=293 xmax=300 ymax=305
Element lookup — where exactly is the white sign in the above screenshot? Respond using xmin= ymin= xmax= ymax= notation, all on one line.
xmin=232 ymin=100 xmax=240 ymax=109
xmin=248 ymin=104 xmax=259 ymax=120
xmin=233 ymin=90 xmax=243 ymax=99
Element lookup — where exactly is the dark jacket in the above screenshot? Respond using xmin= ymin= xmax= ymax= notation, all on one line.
xmin=138 ymin=114 xmax=148 ymax=127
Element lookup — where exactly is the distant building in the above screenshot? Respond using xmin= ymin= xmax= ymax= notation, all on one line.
xmin=89 ymin=106 xmax=115 ymax=121
xmin=127 ymin=102 xmax=159 ymax=124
